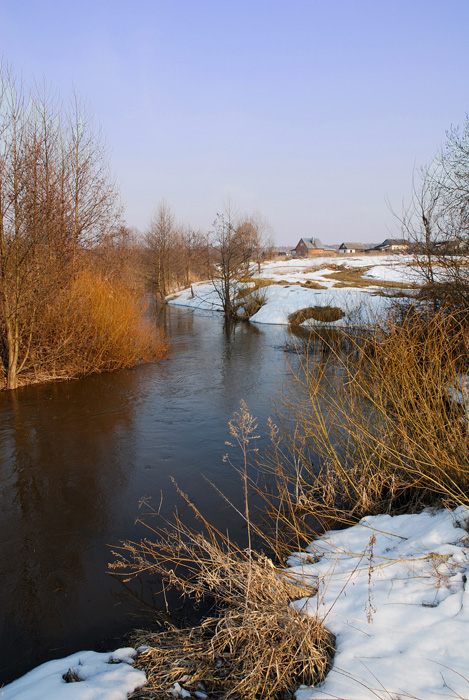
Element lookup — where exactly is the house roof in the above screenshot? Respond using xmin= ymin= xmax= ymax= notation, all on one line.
xmin=378 ymin=239 xmax=410 ymax=248
xmin=298 ymin=237 xmax=335 ymax=251
xmin=339 ymin=242 xmax=366 ymax=249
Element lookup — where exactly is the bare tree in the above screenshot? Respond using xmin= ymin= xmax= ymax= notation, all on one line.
xmin=237 ymin=211 xmax=273 ymax=274
xmin=402 ymin=117 xmax=469 ymax=309
xmin=179 ymin=225 xmax=211 ymax=288
xmin=144 ymin=200 xmax=178 ymax=299
xmin=0 ymin=65 xmax=122 ymax=389
xmin=66 ymin=93 xmax=122 ymax=263
xmin=209 ymin=210 xmax=253 ymax=321
xmin=0 ymin=67 xmax=41 ymax=388
xmin=144 ymin=202 xmax=212 ymax=300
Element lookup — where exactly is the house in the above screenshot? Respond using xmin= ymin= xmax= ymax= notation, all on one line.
xmin=433 ymin=238 xmax=469 ymax=254
xmin=269 ymin=247 xmax=290 ymax=259
xmin=338 ymin=242 xmax=366 ymax=254
xmin=373 ymin=239 xmax=410 ymax=253
xmin=293 ymin=237 xmax=336 ymax=257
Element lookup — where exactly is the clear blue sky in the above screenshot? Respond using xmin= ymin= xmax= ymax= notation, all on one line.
xmin=1 ymin=0 xmax=468 ymax=244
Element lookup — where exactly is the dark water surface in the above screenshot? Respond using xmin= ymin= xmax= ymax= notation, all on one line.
xmin=0 ymin=307 xmax=293 ymax=684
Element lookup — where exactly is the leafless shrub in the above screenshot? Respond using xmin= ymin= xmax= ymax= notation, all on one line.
xmin=13 ymin=268 xmax=168 ymax=385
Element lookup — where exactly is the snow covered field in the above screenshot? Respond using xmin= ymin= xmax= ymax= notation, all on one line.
xmin=257 ymin=254 xmax=418 ymax=287
xmin=167 ymin=255 xmax=420 ymax=326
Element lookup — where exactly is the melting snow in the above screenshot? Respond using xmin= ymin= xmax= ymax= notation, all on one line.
xmin=0 ymin=648 xmax=146 ymax=700
xmin=288 ymin=507 xmax=469 ymax=700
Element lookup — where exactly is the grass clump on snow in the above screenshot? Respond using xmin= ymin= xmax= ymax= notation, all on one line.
xmin=288 ymin=306 xmax=344 ymax=327
xmin=128 ymin=550 xmax=332 ymax=699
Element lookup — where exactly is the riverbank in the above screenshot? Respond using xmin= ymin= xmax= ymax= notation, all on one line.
xmin=3 ymin=506 xmax=468 ymax=699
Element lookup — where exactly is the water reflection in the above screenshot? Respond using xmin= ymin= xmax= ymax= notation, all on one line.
xmin=0 ymin=369 xmax=144 ymax=680
xmin=0 ymin=307 xmax=291 ymax=684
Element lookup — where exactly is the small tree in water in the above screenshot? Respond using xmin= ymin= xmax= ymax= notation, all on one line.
xmin=210 ymin=211 xmax=253 ymax=321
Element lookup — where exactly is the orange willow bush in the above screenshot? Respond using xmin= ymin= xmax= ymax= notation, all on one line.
xmin=65 ymin=270 xmax=168 ymax=374
xmin=9 ymin=269 xmax=168 ymax=386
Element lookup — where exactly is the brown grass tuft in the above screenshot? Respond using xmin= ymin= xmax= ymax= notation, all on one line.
xmin=63 ymin=668 xmax=83 ymax=683
xmin=288 ymin=306 xmax=344 ymax=327
xmin=126 ymin=550 xmax=333 ymax=700
xmin=236 ymin=289 xmax=268 ymax=320
xmin=300 ymin=280 xmax=324 ymax=289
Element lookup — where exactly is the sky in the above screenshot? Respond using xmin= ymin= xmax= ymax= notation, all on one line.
xmin=1 ymin=0 xmax=469 ymax=245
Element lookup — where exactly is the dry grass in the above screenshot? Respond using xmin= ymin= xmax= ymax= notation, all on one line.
xmin=112 ymin=404 xmax=334 ymax=699
xmin=236 ymin=289 xmax=268 ymax=320
xmin=128 ymin=556 xmax=332 ymax=700
xmin=324 ymin=266 xmax=420 ymax=289
xmin=288 ymin=306 xmax=345 ymax=327
xmin=235 ymin=279 xmax=275 ymax=297
xmin=251 ymin=305 xmax=469 ymax=555
xmin=115 ymin=518 xmax=333 ymax=700
xmin=300 ymin=280 xmax=324 ymax=289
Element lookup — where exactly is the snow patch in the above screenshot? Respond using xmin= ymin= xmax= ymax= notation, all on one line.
xmin=1 ymin=647 xmax=146 ymax=700
xmin=288 ymin=507 xmax=469 ymax=699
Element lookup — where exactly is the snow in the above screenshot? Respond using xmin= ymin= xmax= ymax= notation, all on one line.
xmin=259 ymin=254 xmax=414 ymax=284
xmin=0 ymin=648 xmax=146 ymax=700
xmin=288 ymin=507 xmax=469 ymax=700
xmin=167 ymin=255 xmax=419 ymax=326
xmin=362 ymin=262 xmax=423 ymax=283
xmin=248 ymin=285 xmax=391 ymax=326
xmin=447 ymin=374 xmax=469 ymax=407
xmin=167 ymin=281 xmax=224 ymax=313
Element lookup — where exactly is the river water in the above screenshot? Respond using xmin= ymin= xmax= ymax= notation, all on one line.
xmin=0 ymin=306 xmax=295 ymax=685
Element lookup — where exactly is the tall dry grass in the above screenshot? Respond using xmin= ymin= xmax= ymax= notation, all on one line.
xmin=252 ymin=305 xmax=469 ymax=555
xmin=112 ymin=502 xmax=333 ymax=699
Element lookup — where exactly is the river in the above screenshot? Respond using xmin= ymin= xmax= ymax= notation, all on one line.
xmin=0 ymin=306 xmax=295 ymax=685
